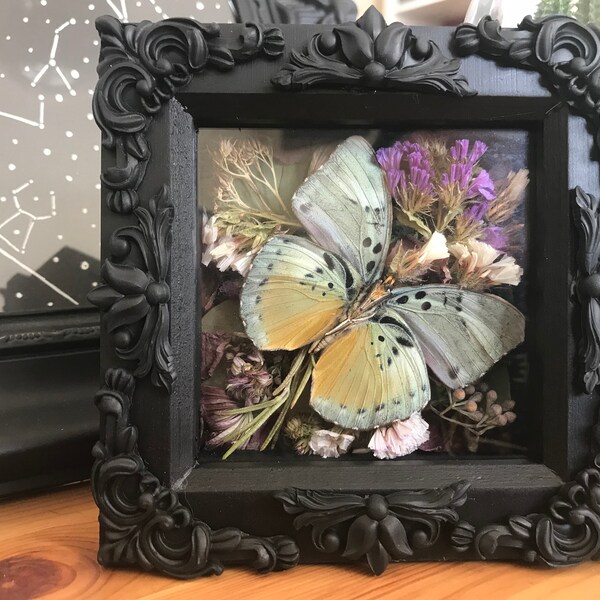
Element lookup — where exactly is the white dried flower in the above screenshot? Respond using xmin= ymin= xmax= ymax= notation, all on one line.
xmin=201 ymin=213 xmax=256 ymax=276
xmin=448 ymin=239 xmax=522 ymax=288
xmin=309 ymin=429 xmax=355 ymax=458
xmin=417 ymin=230 xmax=450 ymax=264
xmin=368 ymin=413 xmax=429 ymax=460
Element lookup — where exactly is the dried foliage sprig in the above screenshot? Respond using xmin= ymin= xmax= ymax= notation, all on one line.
xmin=429 ymin=382 xmax=517 ymax=452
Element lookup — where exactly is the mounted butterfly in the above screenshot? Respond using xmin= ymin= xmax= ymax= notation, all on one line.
xmin=199 ymin=129 xmax=529 ymax=459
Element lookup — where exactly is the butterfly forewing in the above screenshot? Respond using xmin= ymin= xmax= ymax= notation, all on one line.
xmin=311 ymin=307 xmax=430 ymax=430
xmin=292 ymin=136 xmax=391 ymax=288
xmin=240 ymin=235 xmax=356 ymax=351
xmin=386 ymin=285 xmax=525 ymax=388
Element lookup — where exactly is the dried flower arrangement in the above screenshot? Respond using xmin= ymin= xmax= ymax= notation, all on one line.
xmin=200 ymin=132 xmax=528 ymax=460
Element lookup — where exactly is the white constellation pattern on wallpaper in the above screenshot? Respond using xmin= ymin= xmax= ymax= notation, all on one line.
xmin=0 ymin=0 xmax=231 ymax=312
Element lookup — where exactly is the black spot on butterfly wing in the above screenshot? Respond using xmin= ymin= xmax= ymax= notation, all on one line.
xmin=372 ymin=242 xmax=382 ymax=254
xmin=421 ymin=302 xmax=432 ymax=311
xmin=396 ymin=337 xmax=414 ymax=348
xmin=328 ymin=282 xmax=334 ymax=289
xmin=397 ymin=295 xmax=408 ymax=304
xmin=323 ymin=253 xmax=335 ymax=270
xmin=377 ymin=335 xmax=385 ymax=342
xmin=363 ymin=237 xmax=372 ymax=247
xmin=387 ymin=357 xmax=392 ymax=366
xmin=267 ymin=263 xmax=273 ymax=271
xmin=376 ymin=403 xmax=386 ymax=412
xmin=259 ymin=278 xmax=268 ymax=287
xmin=447 ymin=365 xmax=460 ymax=380
xmin=366 ymin=261 xmax=376 ymax=273
xmin=316 ymin=267 xmax=324 ymax=274
xmin=305 ymin=273 xmax=315 ymax=279
xmin=415 ymin=291 xmax=426 ymax=300
xmin=391 ymin=346 xmax=399 ymax=356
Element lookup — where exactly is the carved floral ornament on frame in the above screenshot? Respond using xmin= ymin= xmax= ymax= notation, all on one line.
xmin=89 ymin=6 xmax=600 ymax=578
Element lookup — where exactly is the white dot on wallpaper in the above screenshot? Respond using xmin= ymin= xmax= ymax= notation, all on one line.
xmin=71 ymin=154 xmax=78 ymax=161
xmin=47 ymin=302 xmax=54 ymax=307
xmin=91 ymin=223 xmax=97 ymax=228
xmin=82 ymin=208 xmax=88 ymax=214
xmin=41 ymin=0 xmax=47 ymax=5
xmin=88 ymin=4 xmax=95 ymax=9
xmin=93 ymin=40 xmax=99 ymax=46
xmin=55 ymin=93 xmax=63 ymax=103
xmin=87 ymin=113 xmax=93 ymax=120
xmin=95 ymin=183 xmax=101 ymax=190
xmin=88 ymin=89 xmax=94 ymax=95
xmin=71 ymin=69 xmax=80 ymax=79
xmin=28 ymin=48 xmax=33 ymax=54
xmin=196 ymin=1 xmax=205 ymax=8
xmin=216 ymin=2 xmax=221 ymax=8
xmin=70 ymin=18 xmax=76 ymax=25
xmin=65 ymin=131 xmax=73 ymax=138
xmin=5 ymin=35 xmax=10 ymax=41
xmin=24 ymin=66 xmax=30 ymax=72
xmin=155 ymin=6 xmax=162 ymax=13
xmin=45 ymin=19 xmax=50 ymax=24
xmin=52 ymin=256 xmax=59 ymax=263
xmin=65 ymin=175 xmax=73 ymax=182
xmin=13 ymin=229 xmax=21 ymax=236
xmin=8 ymin=164 xmax=16 ymax=171
xmin=33 ymin=196 xmax=39 ymax=201
xmin=136 ymin=1 xmax=142 ymax=6
xmin=83 ymin=57 xmax=89 ymax=64
xmin=11 ymin=139 xmax=18 ymax=145
xmin=93 ymin=145 xmax=99 ymax=151
xmin=43 ymin=148 xmax=51 ymax=156
xmin=0 ymin=197 xmax=6 ymax=202
xmin=69 ymin=90 xmax=76 ymax=96
xmin=23 ymin=17 xmax=29 ymax=23
xmin=84 ymin=19 xmax=90 ymax=25
xmin=92 ymin=281 xmax=98 ymax=287
xmin=0 ymin=74 xmax=4 ymax=79
xmin=15 ymin=292 xmax=23 ymax=299
xmin=49 ymin=58 xmax=56 ymax=67
xmin=80 ymin=261 xmax=90 ymax=271
xmin=57 ymin=234 xmax=63 ymax=240
xmin=38 ymin=95 xmax=43 ymax=101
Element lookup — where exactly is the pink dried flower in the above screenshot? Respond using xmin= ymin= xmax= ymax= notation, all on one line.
xmin=201 ymin=385 xmax=266 ymax=450
xmin=309 ymin=429 xmax=355 ymax=458
xmin=368 ymin=413 xmax=430 ymax=459
xmin=201 ymin=331 xmax=232 ymax=381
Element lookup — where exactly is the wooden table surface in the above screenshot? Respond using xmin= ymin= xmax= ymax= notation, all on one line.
xmin=0 ymin=483 xmax=599 ymax=599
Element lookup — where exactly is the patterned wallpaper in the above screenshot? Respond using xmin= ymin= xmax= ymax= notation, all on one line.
xmin=0 ymin=0 xmax=233 ymax=314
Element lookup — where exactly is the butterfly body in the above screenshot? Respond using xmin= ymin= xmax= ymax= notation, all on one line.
xmin=239 ymin=136 xmax=525 ymax=431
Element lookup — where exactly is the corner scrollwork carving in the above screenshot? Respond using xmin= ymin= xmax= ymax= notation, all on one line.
xmin=455 ymin=15 xmax=600 ymax=147
xmin=450 ymin=453 xmax=600 ymax=566
xmin=92 ymin=368 xmax=299 ymax=577
xmin=273 ymin=6 xmax=474 ymax=95
xmin=93 ymin=15 xmax=284 ymax=215
xmin=276 ymin=482 xmax=470 ymax=574
xmin=88 ymin=186 xmax=175 ymax=391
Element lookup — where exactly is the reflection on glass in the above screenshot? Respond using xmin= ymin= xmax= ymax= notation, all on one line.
xmin=198 ymin=128 xmax=530 ymax=461
xmin=0 ymin=0 xmax=233 ymax=314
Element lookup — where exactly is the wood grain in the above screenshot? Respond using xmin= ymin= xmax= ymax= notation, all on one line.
xmin=0 ymin=483 xmax=598 ymax=599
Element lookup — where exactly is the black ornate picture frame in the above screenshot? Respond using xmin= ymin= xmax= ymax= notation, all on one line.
xmin=90 ymin=8 xmax=600 ymax=576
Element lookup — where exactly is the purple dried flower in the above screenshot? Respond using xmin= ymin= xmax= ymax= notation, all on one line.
xmin=450 ymin=139 xmax=487 ymax=166
xmin=482 ymin=225 xmax=509 ymax=250
xmin=466 ymin=169 xmax=495 ymax=200
xmin=464 ymin=200 xmax=490 ymax=222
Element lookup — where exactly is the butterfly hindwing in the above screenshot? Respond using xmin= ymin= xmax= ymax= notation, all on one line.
xmin=292 ymin=136 xmax=391 ymax=287
xmin=240 ymin=234 xmax=357 ymax=351
xmin=386 ymin=285 xmax=525 ymax=388
xmin=311 ymin=307 xmax=430 ymax=430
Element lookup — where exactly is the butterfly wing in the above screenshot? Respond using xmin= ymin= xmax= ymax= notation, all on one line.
xmin=386 ymin=285 xmax=525 ymax=388
xmin=311 ymin=307 xmax=430 ymax=430
xmin=240 ymin=234 xmax=357 ymax=351
xmin=292 ymin=136 xmax=391 ymax=288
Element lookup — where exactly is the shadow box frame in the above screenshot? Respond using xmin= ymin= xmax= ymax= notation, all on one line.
xmin=89 ymin=8 xmax=600 ymax=577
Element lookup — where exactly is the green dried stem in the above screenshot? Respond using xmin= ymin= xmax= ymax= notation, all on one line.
xmin=220 ymin=348 xmax=312 ymax=459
